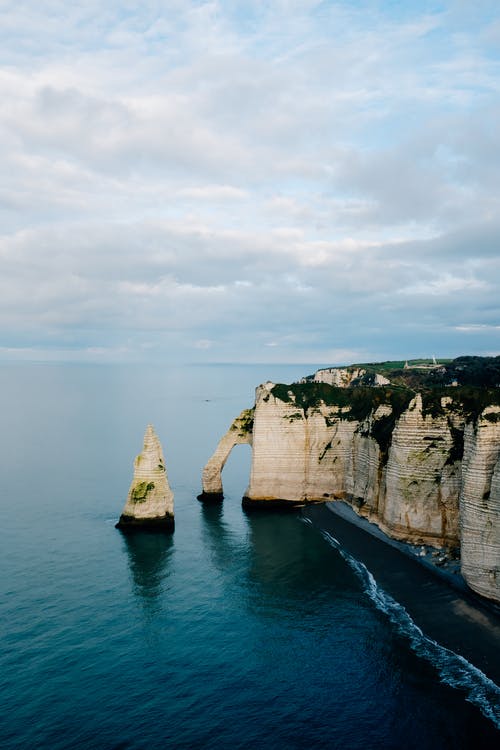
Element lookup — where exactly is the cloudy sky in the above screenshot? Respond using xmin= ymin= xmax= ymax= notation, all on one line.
xmin=1 ymin=1 xmax=499 ymax=365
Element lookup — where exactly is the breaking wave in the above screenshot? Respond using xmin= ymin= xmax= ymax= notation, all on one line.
xmin=303 ymin=518 xmax=500 ymax=728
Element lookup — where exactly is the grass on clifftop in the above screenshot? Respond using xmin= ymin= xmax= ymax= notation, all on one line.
xmin=355 ymin=358 xmax=452 ymax=372
xmin=309 ymin=355 xmax=500 ymax=389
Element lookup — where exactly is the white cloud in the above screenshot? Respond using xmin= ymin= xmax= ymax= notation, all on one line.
xmin=194 ymin=339 xmax=214 ymax=350
xmin=400 ymin=274 xmax=490 ymax=297
xmin=455 ymin=324 xmax=500 ymax=332
xmin=0 ymin=1 xmax=499 ymax=362
xmin=177 ymin=185 xmax=248 ymax=201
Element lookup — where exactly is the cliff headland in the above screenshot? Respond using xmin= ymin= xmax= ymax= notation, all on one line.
xmin=201 ymin=356 xmax=500 ymax=604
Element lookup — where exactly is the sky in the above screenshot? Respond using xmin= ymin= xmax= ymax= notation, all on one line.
xmin=1 ymin=0 xmax=499 ymax=365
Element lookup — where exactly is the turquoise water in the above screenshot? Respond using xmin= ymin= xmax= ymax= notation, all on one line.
xmin=0 ymin=363 xmax=498 ymax=749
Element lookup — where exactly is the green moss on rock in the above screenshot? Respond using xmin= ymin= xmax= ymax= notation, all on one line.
xmin=231 ymin=408 xmax=255 ymax=435
xmin=131 ymin=481 xmax=155 ymax=502
xmin=421 ymin=386 xmax=500 ymax=421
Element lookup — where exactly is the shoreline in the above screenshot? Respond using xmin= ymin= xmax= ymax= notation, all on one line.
xmin=325 ymin=501 xmax=500 ymax=613
xmin=303 ymin=501 xmax=500 ymax=687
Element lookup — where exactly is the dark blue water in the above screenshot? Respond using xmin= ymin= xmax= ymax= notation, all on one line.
xmin=0 ymin=363 xmax=499 ymax=749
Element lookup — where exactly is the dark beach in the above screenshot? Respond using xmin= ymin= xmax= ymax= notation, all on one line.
xmin=303 ymin=501 xmax=500 ymax=687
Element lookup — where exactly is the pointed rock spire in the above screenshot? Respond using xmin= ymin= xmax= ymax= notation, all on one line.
xmin=116 ymin=424 xmax=174 ymax=531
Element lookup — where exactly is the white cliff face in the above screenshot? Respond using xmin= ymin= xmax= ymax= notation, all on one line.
xmin=460 ymin=408 xmax=500 ymax=602
xmin=117 ymin=424 xmax=174 ymax=529
xmin=245 ymin=387 xmax=461 ymax=547
xmin=245 ymin=384 xmax=387 ymax=506
xmin=313 ymin=367 xmax=365 ymax=387
xmin=200 ymin=409 xmax=253 ymax=497
xmin=374 ymin=373 xmax=391 ymax=386
xmin=380 ymin=394 xmax=461 ymax=546
xmin=246 ymin=384 xmax=309 ymax=503
xmin=313 ymin=367 xmax=390 ymax=387
xmin=305 ymin=405 xmax=359 ymax=501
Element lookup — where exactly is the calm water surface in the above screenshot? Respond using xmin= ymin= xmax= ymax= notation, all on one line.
xmin=0 ymin=363 xmax=498 ymax=749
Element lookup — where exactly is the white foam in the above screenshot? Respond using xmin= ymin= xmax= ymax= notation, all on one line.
xmin=318 ymin=528 xmax=500 ymax=729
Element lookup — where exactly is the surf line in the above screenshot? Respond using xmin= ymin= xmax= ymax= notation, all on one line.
xmin=301 ymin=517 xmax=500 ymax=729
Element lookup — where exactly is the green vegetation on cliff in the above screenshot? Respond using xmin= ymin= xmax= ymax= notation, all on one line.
xmin=272 ymin=380 xmax=500 ymax=422
xmin=420 ymin=386 xmax=500 ymax=420
xmin=271 ymin=383 xmax=414 ymax=458
xmin=310 ymin=355 xmax=500 ymax=389
xmin=271 ymin=382 xmax=413 ymax=422
xmin=271 ymin=368 xmax=500 ymax=460
xmin=131 ymin=481 xmax=155 ymax=502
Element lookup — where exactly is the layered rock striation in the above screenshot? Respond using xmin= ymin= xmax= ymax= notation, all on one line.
xmin=202 ymin=376 xmax=500 ymax=603
xmin=460 ymin=409 xmax=500 ymax=601
xmin=116 ymin=424 xmax=174 ymax=531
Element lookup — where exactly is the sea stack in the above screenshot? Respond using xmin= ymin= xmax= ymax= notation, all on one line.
xmin=116 ymin=424 xmax=174 ymax=531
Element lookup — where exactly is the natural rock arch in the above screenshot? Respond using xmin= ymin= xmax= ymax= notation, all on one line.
xmin=198 ymin=409 xmax=254 ymax=500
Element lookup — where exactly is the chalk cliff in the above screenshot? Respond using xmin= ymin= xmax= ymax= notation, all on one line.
xmin=460 ymin=410 xmax=500 ymax=601
xmin=312 ymin=367 xmax=390 ymax=387
xmin=116 ymin=424 xmax=174 ymax=530
xmin=202 ymin=367 xmax=500 ymax=603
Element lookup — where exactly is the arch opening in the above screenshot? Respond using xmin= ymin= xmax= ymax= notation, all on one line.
xmin=198 ymin=408 xmax=254 ymax=501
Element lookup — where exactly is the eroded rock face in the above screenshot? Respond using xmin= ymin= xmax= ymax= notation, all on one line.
xmin=116 ymin=424 xmax=174 ymax=530
xmin=460 ymin=408 xmax=500 ymax=602
xmin=202 ymin=381 xmax=500 ymax=603
xmin=379 ymin=394 xmax=461 ymax=547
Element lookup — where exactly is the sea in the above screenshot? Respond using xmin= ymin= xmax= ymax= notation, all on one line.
xmin=0 ymin=362 xmax=499 ymax=750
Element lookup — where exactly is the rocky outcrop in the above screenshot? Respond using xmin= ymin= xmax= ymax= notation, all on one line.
xmin=312 ymin=367 xmax=390 ymax=387
xmin=199 ymin=409 xmax=254 ymax=500
xmin=116 ymin=424 xmax=174 ymax=530
xmin=313 ymin=367 xmax=365 ymax=387
xmin=379 ymin=393 xmax=462 ymax=547
xmin=202 ymin=380 xmax=500 ymax=603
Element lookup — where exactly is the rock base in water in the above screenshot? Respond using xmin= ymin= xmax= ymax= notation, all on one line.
xmin=115 ymin=513 xmax=175 ymax=532
xmin=197 ymin=491 xmax=224 ymax=502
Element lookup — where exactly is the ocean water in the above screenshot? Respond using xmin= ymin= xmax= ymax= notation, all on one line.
xmin=0 ymin=362 xmax=499 ymax=749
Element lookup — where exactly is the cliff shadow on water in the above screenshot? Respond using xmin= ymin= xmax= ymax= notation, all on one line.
xmin=200 ymin=499 xmax=246 ymax=572
xmin=242 ymin=507 xmax=361 ymax=603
